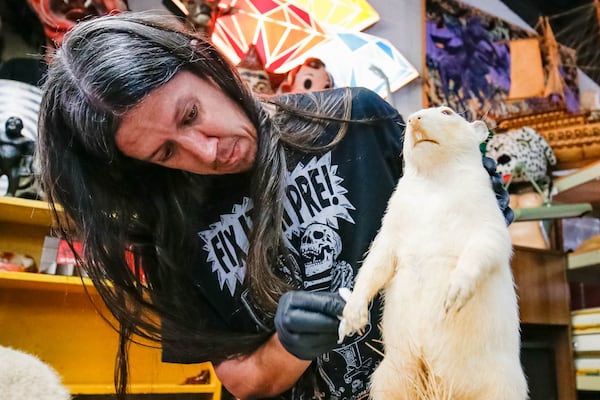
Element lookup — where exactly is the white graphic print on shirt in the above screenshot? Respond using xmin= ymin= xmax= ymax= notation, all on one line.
xmin=198 ymin=198 xmax=252 ymax=296
xmin=198 ymin=152 xmax=355 ymax=296
xmin=198 ymin=152 xmax=376 ymax=399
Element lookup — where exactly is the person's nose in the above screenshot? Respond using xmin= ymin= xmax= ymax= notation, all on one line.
xmin=178 ymin=131 xmax=218 ymax=165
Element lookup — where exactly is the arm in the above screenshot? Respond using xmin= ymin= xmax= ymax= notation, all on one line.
xmin=216 ymin=290 xmax=345 ymax=399
xmin=215 ymin=333 xmax=310 ymax=399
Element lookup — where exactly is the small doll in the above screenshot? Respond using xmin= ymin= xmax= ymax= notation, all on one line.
xmin=278 ymin=58 xmax=334 ymax=93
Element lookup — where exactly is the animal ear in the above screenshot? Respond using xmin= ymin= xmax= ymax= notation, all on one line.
xmin=471 ymin=120 xmax=489 ymax=143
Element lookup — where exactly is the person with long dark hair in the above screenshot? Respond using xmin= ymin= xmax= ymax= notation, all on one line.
xmin=37 ymin=11 xmax=512 ymax=400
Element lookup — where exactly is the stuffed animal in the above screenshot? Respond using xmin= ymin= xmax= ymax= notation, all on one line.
xmin=0 ymin=346 xmax=70 ymax=400
xmin=277 ymin=58 xmax=334 ymax=93
xmin=485 ymin=126 xmax=557 ymax=185
xmin=339 ymin=107 xmax=527 ymax=400
xmin=485 ymin=126 xmax=557 ymax=249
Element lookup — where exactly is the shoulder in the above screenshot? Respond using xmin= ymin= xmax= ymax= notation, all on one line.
xmin=273 ymin=87 xmax=400 ymax=121
xmin=347 ymin=87 xmax=399 ymax=120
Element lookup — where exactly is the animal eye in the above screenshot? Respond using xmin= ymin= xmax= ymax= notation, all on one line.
xmin=183 ymin=104 xmax=198 ymax=125
xmin=303 ymin=79 xmax=313 ymax=90
xmin=441 ymin=109 xmax=453 ymax=115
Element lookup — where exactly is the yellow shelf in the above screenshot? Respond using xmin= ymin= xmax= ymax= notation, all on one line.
xmin=69 ymin=381 xmax=221 ymax=395
xmin=0 ymin=263 xmax=221 ymax=398
xmin=0 ymin=198 xmax=221 ymax=398
xmin=0 ymin=270 xmax=93 ymax=291
xmin=0 ymin=196 xmax=58 ymax=226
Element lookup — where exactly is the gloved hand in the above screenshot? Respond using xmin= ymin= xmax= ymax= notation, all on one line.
xmin=275 ymin=290 xmax=346 ymax=360
xmin=482 ymin=156 xmax=514 ymax=226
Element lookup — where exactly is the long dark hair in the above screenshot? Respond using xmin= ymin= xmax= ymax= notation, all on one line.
xmin=37 ymin=11 xmax=357 ymax=397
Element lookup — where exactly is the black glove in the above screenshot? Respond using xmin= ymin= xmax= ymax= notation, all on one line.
xmin=275 ymin=290 xmax=346 ymax=360
xmin=483 ymin=156 xmax=514 ymax=226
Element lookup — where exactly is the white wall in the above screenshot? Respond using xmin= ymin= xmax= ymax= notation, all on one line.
xmin=365 ymin=0 xmax=424 ymax=117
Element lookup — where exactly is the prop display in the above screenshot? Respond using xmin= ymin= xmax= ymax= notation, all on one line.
xmin=424 ymin=0 xmax=580 ymax=121
xmin=485 ymin=127 xmax=557 ymax=248
xmin=27 ymin=0 xmax=128 ymax=54
xmin=0 ymin=117 xmax=35 ymax=197
xmin=485 ymin=126 xmax=557 ymax=186
xmin=287 ymin=0 xmax=380 ymax=31
xmin=0 ymin=80 xmax=43 ymax=198
xmin=237 ymin=45 xmax=275 ymax=94
xmin=303 ymin=31 xmax=419 ymax=98
xmin=277 ymin=57 xmax=333 ymax=93
xmin=211 ymin=0 xmax=328 ymax=73
xmin=339 ymin=107 xmax=526 ymax=399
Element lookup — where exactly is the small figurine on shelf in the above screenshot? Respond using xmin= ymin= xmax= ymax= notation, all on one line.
xmin=277 ymin=57 xmax=334 ymax=94
xmin=0 ymin=116 xmax=36 ymax=197
xmin=236 ymin=45 xmax=276 ymax=95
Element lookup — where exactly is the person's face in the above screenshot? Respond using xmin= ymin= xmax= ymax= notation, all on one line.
xmin=116 ymin=70 xmax=258 ymax=175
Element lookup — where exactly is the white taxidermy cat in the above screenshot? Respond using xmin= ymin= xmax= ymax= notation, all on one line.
xmin=339 ymin=107 xmax=528 ymax=400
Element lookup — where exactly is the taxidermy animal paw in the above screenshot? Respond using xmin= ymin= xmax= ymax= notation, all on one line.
xmin=443 ymin=272 xmax=476 ymax=313
xmin=338 ymin=288 xmax=369 ymax=343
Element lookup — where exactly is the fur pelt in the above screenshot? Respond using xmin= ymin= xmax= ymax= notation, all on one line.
xmin=340 ymin=107 xmax=528 ymax=400
xmin=0 ymin=345 xmax=70 ymax=400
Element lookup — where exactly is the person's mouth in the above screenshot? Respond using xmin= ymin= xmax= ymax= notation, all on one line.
xmin=217 ymin=138 xmax=239 ymax=167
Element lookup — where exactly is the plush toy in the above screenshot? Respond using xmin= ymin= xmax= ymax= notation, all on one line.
xmin=278 ymin=57 xmax=334 ymax=93
xmin=485 ymin=126 xmax=557 ymax=186
xmin=0 ymin=346 xmax=70 ymax=400
xmin=485 ymin=126 xmax=558 ymax=249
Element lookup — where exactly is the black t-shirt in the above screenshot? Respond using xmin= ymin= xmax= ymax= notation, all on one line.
xmin=163 ymin=87 xmax=404 ymax=399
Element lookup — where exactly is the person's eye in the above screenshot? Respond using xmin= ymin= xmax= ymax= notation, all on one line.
xmin=183 ymin=104 xmax=199 ymax=125
xmin=157 ymin=141 xmax=176 ymax=162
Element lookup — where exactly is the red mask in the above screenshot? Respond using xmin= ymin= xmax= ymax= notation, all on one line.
xmin=27 ymin=0 xmax=129 ymax=48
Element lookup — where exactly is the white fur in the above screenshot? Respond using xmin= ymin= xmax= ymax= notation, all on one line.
xmin=0 ymin=346 xmax=71 ymax=400
xmin=340 ymin=107 xmax=528 ymax=400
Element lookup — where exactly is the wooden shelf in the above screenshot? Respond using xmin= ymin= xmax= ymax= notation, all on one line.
xmin=568 ymin=250 xmax=600 ymax=283
xmin=552 ymin=161 xmax=600 ymax=208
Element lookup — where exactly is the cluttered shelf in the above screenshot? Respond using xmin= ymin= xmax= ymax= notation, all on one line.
xmin=572 ymin=307 xmax=600 ymax=392
xmin=0 ymin=198 xmax=222 ymax=398
xmin=0 ymin=270 xmax=222 ymax=397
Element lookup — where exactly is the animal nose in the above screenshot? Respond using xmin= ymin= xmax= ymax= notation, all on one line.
xmin=408 ymin=116 xmax=422 ymax=125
